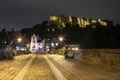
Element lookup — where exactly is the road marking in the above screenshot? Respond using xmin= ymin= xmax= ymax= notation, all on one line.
xmin=44 ymin=55 xmax=67 ymax=80
xmin=13 ymin=54 xmax=36 ymax=80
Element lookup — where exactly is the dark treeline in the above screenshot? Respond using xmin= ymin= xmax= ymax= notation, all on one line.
xmin=0 ymin=28 xmax=26 ymax=48
xmin=0 ymin=21 xmax=119 ymax=49
xmin=0 ymin=28 xmax=17 ymax=46
xmin=20 ymin=21 xmax=120 ymax=49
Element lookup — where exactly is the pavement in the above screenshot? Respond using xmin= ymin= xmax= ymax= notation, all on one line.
xmin=0 ymin=53 xmax=120 ymax=80
xmin=23 ymin=54 xmax=56 ymax=80
xmin=0 ymin=54 xmax=32 ymax=80
xmin=47 ymin=54 xmax=120 ymax=80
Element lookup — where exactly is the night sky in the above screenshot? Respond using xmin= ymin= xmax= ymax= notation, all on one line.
xmin=0 ymin=0 xmax=119 ymax=30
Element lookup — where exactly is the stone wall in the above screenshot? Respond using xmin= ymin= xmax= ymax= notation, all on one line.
xmin=75 ymin=49 xmax=120 ymax=67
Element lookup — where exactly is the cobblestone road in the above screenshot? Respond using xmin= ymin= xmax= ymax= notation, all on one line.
xmin=23 ymin=54 xmax=56 ymax=80
xmin=0 ymin=54 xmax=120 ymax=80
xmin=0 ymin=54 xmax=32 ymax=80
xmin=47 ymin=54 xmax=120 ymax=80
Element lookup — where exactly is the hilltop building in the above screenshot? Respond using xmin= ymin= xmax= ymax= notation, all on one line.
xmin=49 ymin=15 xmax=113 ymax=28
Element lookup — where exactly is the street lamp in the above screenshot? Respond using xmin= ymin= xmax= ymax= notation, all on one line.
xmin=18 ymin=38 xmax=22 ymax=43
xmin=59 ymin=37 xmax=63 ymax=47
xmin=59 ymin=37 xmax=63 ymax=42
xmin=17 ymin=38 xmax=22 ymax=51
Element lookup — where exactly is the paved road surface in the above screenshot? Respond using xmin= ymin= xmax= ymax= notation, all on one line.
xmin=23 ymin=54 xmax=56 ymax=80
xmin=0 ymin=54 xmax=32 ymax=80
xmin=47 ymin=54 xmax=120 ymax=80
xmin=0 ymin=54 xmax=120 ymax=80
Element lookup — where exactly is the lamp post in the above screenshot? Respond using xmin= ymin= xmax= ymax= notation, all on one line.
xmin=17 ymin=38 xmax=22 ymax=50
xmin=59 ymin=37 xmax=63 ymax=42
xmin=59 ymin=37 xmax=63 ymax=47
xmin=18 ymin=38 xmax=22 ymax=43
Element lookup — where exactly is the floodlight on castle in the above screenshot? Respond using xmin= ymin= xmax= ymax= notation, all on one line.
xmin=49 ymin=15 xmax=112 ymax=28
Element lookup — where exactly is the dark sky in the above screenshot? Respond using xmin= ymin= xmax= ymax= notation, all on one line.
xmin=0 ymin=0 xmax=119 ymax=31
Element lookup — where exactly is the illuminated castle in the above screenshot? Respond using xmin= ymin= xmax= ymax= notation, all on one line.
xmin=49 ymin=15 xmax=113 ymax=28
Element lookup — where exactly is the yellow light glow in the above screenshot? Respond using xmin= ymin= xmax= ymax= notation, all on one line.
xmin=77 ymin=18 xmax=81 ymax=26
xmin=92 ymin=20 xmax=97 ymax=23
xmin=50 ymin=16 xmax=58 ymax=21
xmin=72 ymin=48 xmax=75 ymax=50
xmin=75 ymin=47 xmax=79 ymax=51
xmin=69 ymin=16 xmax=72 ymax=23
xmin=59 ymin=37 xmax=63 ymax=42
xmin=18 ymin=38 xmax=22 ymax=43
xmin=98 ymin=19 xmax=101 ymax=22
xmin=100 ymin=21 xmax=107 ymax=26
xmin=62 ymin=22 xmax=65 ymax=27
